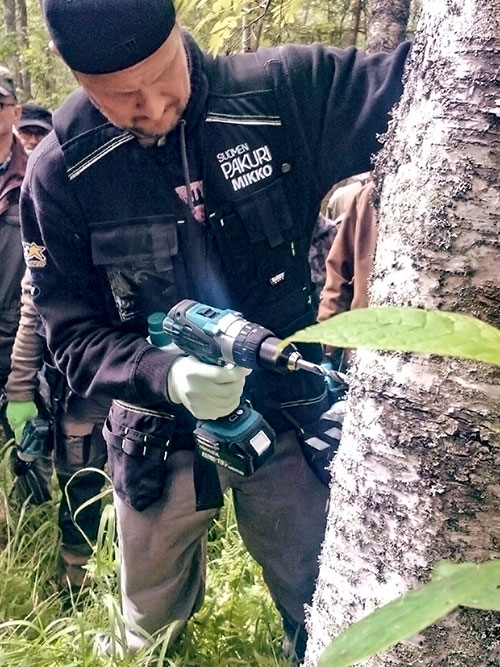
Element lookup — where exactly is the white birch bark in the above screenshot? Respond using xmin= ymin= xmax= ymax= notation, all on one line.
xmin=366 ymin=0 xmax=412 ymax=52
xmin=306 ymin=0 xmax=500 ymax=665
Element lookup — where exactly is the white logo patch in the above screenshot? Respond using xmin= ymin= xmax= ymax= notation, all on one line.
xmin=23 ymin=242 xmax=47 ymax=268
xmin=217 ymin=143 xmax=273 ymax=192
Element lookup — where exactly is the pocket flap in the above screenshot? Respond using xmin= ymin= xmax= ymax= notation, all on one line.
xmin=234 ymin=178 xmax=294 ymax=248
xmin=104 ymin=400 xmax=175 ymax=455
xmin=90 ymin=215 xmax=178 ymax=271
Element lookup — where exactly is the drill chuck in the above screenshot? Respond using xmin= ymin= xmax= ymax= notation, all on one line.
xmin=216 ymin=314 xmax=310 ymax=374
xmin=216 ymin=313 xmax=274 ymax=368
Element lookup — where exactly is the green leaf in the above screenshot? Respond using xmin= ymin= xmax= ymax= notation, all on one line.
xmin=464 ymin=590 xmax=500 ymax=611
xmin=319 ymin=560 xmax=500 ymax=667
xmin=432 ymin=561 xmax=500 ymax=610
xmin=285 ymin=308 xmax=500 ymax=366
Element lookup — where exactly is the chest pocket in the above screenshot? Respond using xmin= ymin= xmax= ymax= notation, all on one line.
xmin=207 ymin=177 xmax=313 ymax=325
xmin=90 ymin=215 xmax=180 ymax=325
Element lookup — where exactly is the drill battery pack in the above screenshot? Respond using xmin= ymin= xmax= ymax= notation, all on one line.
xmin=193 ymin=401 xmax=275 ymax=476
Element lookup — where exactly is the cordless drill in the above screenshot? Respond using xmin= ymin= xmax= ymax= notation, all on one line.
xmin=0 ymin=390 xmax=50 ymax=477
xmin=158 ymin=299 xmax=335 ymax=476
xmin=12 ymin=417 xmax=51 ymax=476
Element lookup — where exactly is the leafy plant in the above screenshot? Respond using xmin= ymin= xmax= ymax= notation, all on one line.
xmin=286 ymin=307 xmax=500 ymax=366
xmin=318 ymin=560 xmax=500 ymax=667
xmin=0 ymin=441 xmax=287 ymax=666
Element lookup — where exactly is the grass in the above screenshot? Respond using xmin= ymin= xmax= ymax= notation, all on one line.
xmin=0 ymin=439 xmax=291 ymax=666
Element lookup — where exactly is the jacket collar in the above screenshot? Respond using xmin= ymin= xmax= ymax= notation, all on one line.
xmin=180 ymin=31 xmax=209 ymax=137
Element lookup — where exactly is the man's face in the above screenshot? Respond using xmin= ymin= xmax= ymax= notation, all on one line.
xmin=75 ymin=25 xmax=190 ymax=142
xmin=0 ymin=95 xmax=20 ymax=141
xmin=17 ymin=126 xmax=50 ymax=153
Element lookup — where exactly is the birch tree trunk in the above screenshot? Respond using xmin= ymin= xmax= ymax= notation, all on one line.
xmin=306 ymin=0 xmax=500 ymax=665
xmin=366 ymin=0 xmax=411 ymax=52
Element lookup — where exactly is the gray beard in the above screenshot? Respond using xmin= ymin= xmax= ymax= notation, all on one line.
xmin=87 ymin=92 xmax=180 ymax=146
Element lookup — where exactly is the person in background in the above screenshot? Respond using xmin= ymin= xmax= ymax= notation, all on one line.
xmin=5 ymin=267 xmax=108 ymax=591
xmin=15 ymin=103 xmax=53 ymax=154
xmin=0 ymin=66 xmax=26 ymax=436
xmin=4 ymin=103 xmax=54 ymax=504
xmin=318 ymin=179 xmax=377 ymax=368
xmin=6 ymin=101 xmax=106 ymax=591
xmin=310 ymin=171 xmax=372 ymax=310
xmin=22 ymin=0 xmax=410 ymax=659
xmin=326 ymin=171 xmax=372 ymax=226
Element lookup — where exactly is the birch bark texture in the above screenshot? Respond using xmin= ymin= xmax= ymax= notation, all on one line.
xmin=305 ymin=1 xmax=500 ymax=665
xmin=366 ymin=0 xmax=411 ymax=52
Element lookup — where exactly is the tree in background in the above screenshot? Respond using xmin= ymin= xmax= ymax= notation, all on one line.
xmin=305 ymin=0 xmax=500 ymax=664
xmin=1 ymin=0 xmax=420 ymax=107
xmin=366 ymin=0 xmax=412 ymax=52
xmin=1 ymin=0 xmax=74 ymax=106
xmin=3 ymin=0 xmax=30 ymax=97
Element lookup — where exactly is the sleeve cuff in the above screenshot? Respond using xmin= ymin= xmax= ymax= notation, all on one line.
xmin=132 ymin=344 xmax=184 ymax=406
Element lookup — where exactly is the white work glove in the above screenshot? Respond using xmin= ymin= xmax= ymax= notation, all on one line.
xmin=167 ymin=355 xmax=251 ymax=420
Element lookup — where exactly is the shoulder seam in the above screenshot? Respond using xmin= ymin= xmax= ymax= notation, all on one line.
xmin=23 ymin=136 xmax=60 ymax=192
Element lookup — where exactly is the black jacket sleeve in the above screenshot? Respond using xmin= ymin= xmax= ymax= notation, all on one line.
xmin=20 ymin=138 xmax=179 ymax=406
xmin=277 ymin=40 xmax=411 ymax=197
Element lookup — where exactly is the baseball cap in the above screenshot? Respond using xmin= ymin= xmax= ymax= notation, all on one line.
xmin=41 ymin=0 xmax=177 ymax=75
xmin=17 ymin=103 xmax=53 ymax=132
xmin=0 ymin=66 xmax=17 ymax=100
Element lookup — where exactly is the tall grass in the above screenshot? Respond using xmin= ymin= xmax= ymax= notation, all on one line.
xmin=0 ymin=440 xmax=291 ymax=666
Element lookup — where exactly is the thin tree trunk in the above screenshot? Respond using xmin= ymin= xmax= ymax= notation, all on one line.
xmin=16 ymin=0 xmax=31 ymax=98
xmin=350 ymin=0 xmax=363 ymax=46
xmin=3 ymin=0 xmax=15 ymax=33
xmin=3 ymin=0 xmax=20 ymax=89
xmin=253 ymin=0 xmax=272 ymax=50
xmin=306 ymin=0 xmax=500 ymax=665
xmin=366 ymin=0 xmax=412 ymax=52
xmin=241 ymin=1 xmax=252 ymax=52
xmin=336 ymin=0 xmax=354 ymax=47
xmin=302 ymin=0 xmax=313 ymax=26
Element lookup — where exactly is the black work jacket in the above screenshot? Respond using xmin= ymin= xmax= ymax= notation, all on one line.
xmin=21 ymin=36 xmax=411 ymax=435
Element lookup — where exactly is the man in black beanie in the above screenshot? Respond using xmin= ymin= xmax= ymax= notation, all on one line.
xmin=16 ymin=103 xmax=53 ymax=154
xmin=21 ymin=0 xmax=411 ymax=659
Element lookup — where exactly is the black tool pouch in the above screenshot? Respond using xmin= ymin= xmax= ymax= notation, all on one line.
xmin=284 ymin=373 xmax=348 ymax=487
xmin=103 ymin=400 xmax=175 ymax=511
xmin=296 ymin=408 xmax=344 ymax=487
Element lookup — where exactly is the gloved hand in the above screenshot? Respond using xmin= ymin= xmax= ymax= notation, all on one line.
xmin=6 ymin=400 xmax=38 ymax=443
xmin=167 ymin=356 xmax=251 ymax=420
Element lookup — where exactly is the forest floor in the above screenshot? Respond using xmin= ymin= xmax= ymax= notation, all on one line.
xmin=0 ymin=438 xmax=292 ymax=666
